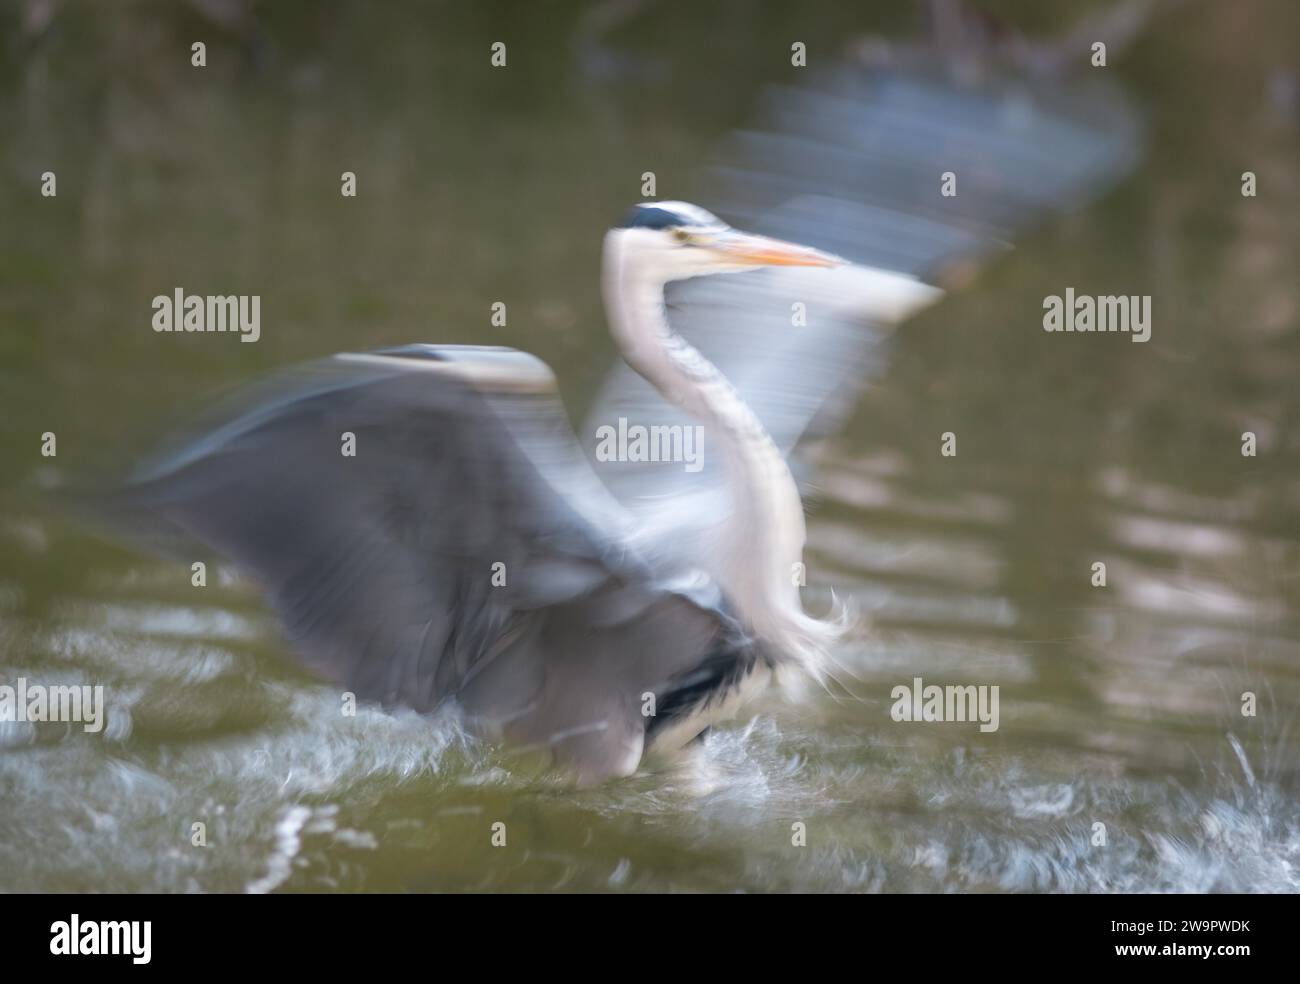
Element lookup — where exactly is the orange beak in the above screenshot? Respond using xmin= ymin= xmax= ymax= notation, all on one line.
xmin=713 ymin=231 xmax=844 ymax=268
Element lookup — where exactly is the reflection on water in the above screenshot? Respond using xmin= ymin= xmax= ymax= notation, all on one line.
xmin=2 ymin=1 xmax=1299 ymax=891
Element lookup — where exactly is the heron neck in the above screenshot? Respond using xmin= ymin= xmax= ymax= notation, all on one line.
xmin=602 ymin=246 xmax=807 ymax=634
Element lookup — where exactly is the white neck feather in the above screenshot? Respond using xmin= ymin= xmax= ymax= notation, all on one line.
xmin=601 ymin=235 xmax=832 ymax=671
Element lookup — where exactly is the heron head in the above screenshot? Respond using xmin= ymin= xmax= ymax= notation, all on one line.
xmin=608 ymin=201 xmax=843 ymax=284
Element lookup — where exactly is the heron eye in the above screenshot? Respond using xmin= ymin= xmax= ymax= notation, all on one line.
xmin=671 ymin=228 xmax=692 ymax=244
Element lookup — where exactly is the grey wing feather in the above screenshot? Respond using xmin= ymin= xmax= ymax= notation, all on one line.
xmin=101 ymin=345 xmax=740 ymax=782
xmin=583 ymin=63 xmax=1140 ymax=572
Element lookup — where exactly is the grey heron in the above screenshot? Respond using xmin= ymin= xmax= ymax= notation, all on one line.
xmin=94 ymin=65 xmax=1139 ymax=784
xmin=104 ymin=206 xmax=866 ymax=784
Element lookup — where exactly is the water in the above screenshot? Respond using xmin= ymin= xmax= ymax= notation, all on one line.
xmin=2 ymin=1 xmax=1299 ymax=892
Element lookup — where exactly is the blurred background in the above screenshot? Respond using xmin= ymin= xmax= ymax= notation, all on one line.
xmin=1 ymin=0 xmax=1298 ymax=891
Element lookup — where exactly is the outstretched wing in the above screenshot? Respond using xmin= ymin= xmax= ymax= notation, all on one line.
xmin=100 ymin=345 xmax=743 ymax=782
xmin=583 ymin=63 xmax=1140 ymax=574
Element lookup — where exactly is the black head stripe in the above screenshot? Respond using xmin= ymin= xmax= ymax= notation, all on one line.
xmin=618 ymin=205 xmax=684 ymax=230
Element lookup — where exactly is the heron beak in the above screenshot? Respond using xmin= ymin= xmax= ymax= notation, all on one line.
xmin=713 ymin=231 xmax=844 ymax=268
